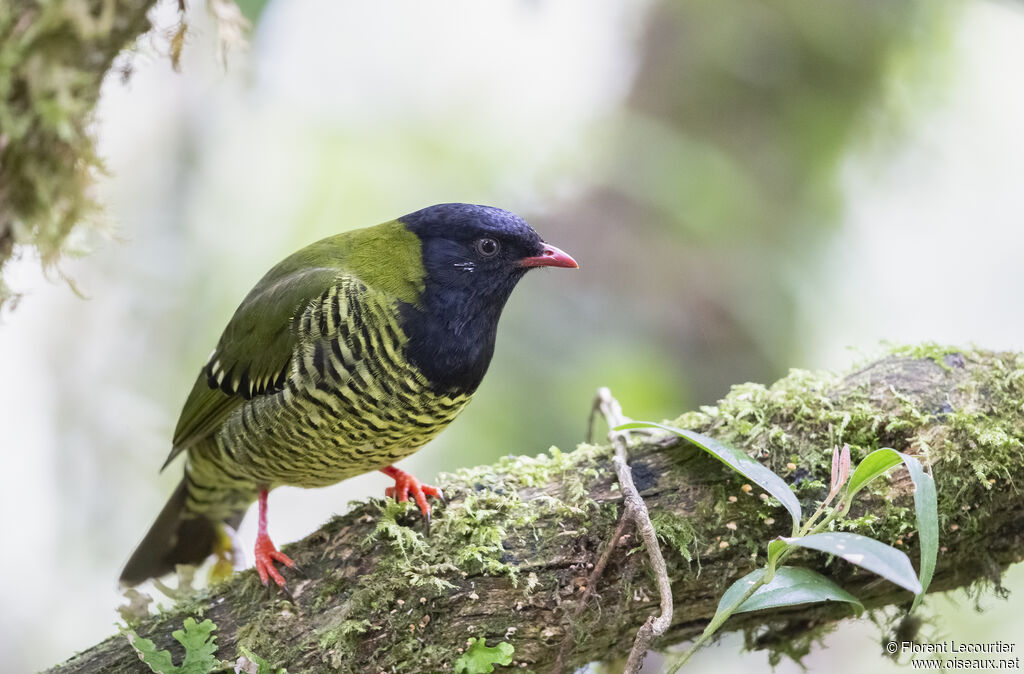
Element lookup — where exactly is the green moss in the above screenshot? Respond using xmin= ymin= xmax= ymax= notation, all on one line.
xmin=306 ymin=444 xmax=611 ymax=671
xmin=657 ymin=345 xmax=1024 ymax=664
xmin=651 ymin=512 xmax=699 ymax=565
xmin=889 ymin=342 xmax=967 ymax=371
xmin=232 ymin=600 xmax=303 ymax=670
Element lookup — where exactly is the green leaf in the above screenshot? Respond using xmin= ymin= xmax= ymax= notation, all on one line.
xmin=455 ymin=638 xmax=515 ymax=674
xmin=767 ymin=538 xmax=788 ymax=567
xmin=175 ymin=618 xmax=220 ymax=674
xmin=619 ymin=422 xmax=801 ymax=529
xmin=716 ymin=567 xmax=768 ymax=616
xmin=902 ymin=453 xmax=938 ymax=610
xmin=126 ymin=618 xmax=220 ymax=674
xmin=846 ymin=448 xmax=904 ymax=499
xmin=128 ymin=633 xmax=177 ymax=674
xmin=843 ymin=448 xmax=939 ymax=608
xmin=782 ymin=532 xmax=922 ymax=594
xmin=719 ymin=566 xmax=863 ymax=614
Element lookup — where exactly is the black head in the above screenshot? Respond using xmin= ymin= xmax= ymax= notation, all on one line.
xmin=398 ymin=203 xmax=577 ymax=393
xmin=402 ymin=203 xmax=575 ymax=298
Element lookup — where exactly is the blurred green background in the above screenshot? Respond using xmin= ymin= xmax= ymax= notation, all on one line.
xmin=2 ymin=0 xmax=1024 ymax=671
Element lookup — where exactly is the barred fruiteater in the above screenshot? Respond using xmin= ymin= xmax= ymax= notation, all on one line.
xmin=120 ymin=203 xmax=578 ymax=588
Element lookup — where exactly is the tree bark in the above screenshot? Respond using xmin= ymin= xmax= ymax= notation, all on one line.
xmin=48 ymin=346 xmax=1024 ymax=673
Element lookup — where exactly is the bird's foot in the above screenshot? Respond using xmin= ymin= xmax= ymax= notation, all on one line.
xmin=254 ymin=532 xmax=295 ymax=588
xmin=380 ymin=465 xmax=443 ymax=524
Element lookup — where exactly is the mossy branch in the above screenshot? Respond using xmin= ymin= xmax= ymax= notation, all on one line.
xmin=48 ymin=345 xmax=1024 ymax=673
xmin=0 ymin=0 xmax=157 ymax=309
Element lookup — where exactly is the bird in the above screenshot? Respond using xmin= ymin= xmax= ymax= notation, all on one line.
xmin=120 ymin=203 xmax=578 ymax=588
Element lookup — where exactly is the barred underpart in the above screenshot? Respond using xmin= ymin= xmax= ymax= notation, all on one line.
xmin=184 ymin=277 xmax=470 ymax=518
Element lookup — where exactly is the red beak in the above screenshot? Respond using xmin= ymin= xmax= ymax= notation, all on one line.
xmin=518 ymin=243 xmax=579 ymax=269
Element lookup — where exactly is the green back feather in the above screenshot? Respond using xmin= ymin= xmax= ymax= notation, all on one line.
xmin=163 ymin=221 xmax=424 ymax=468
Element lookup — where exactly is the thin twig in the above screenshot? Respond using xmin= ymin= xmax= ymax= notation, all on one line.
xmin=553 ymin=389 xmax=675 ymax=673
xmin=600 ymin=388 xmax=675 ymax=673
xmin=552 ymin=396 xmax=640 ymax=674
xmin=552 ymin=516 xmax=632 ymax=674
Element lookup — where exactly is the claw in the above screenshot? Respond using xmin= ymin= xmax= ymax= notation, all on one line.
xmin=253 ymin=487 xmax=294 ymax=590
xmin=254 ymin=533 xmax=295 ymax=588
xmin=380 ymin=466 xmax=442 ymax=523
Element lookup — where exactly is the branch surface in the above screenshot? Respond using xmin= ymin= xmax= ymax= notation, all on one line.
xmin=49 ymin=346 xmax=1024 ymax=673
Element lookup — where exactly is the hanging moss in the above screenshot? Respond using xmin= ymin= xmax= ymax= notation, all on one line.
xmin=0 ymin=0 xmax=156 ymax=309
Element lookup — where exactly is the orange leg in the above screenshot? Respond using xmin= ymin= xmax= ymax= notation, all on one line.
xmin=254 ymin=488 xmax=295 ymax=587
xmin=380 ymin=466 xmax=443 ymax=523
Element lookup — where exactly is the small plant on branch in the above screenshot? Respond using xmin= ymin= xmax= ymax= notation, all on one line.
xmin=617 ymin=422 xmax=939 ymax=671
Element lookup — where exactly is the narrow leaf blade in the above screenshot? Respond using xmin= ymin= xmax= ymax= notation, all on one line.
xmin=736 ymin=566 xmax=863 ymax=614
xmin=767 ymin=538 xmax=788 ymax=566
xmin=782 ymin=532 xmax=922 ymax=594
xmin=619 ymin=421 xmax=801 ymax=527
xmin=900 ymin=452 xmax=939 ymax=609
xmin=839 ymin=443 xmax=851 ymax=487
xmin=845 ymin=448 xmax=939 ymax=607
xmin=846 ymin=448 xmax=903 ymax=499
xmin=830 ymin=445 xmax=841 ymax=493
xmin=716 ymin=568 xmax=767 ymax=616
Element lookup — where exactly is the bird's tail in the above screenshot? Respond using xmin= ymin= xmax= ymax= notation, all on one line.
xmin=119 ymin=479 xmax=241 ymax=586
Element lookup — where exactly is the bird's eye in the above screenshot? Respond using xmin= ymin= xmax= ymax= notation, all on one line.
xmin=475 ymin=238 xmax=500 ymax=257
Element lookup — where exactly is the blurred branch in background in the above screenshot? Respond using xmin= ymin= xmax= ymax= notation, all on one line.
xmin=47 ymin=347 xmax=1024 ymax=673
xmin=548 ymin=0 xmax=952 ymax=403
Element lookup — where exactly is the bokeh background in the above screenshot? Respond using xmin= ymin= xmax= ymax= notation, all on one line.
xmin=3 ymin=0 xmax=1024 ymax=671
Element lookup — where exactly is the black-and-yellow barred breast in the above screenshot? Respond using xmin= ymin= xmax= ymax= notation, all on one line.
xmin=184 ymin=277 xmax=470 ymax=517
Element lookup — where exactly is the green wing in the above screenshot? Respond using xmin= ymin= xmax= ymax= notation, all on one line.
xmin=160 ymin=221 xmax=425 ymax=470
xmin=162 ymin=263 xmax=341 ymax=469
